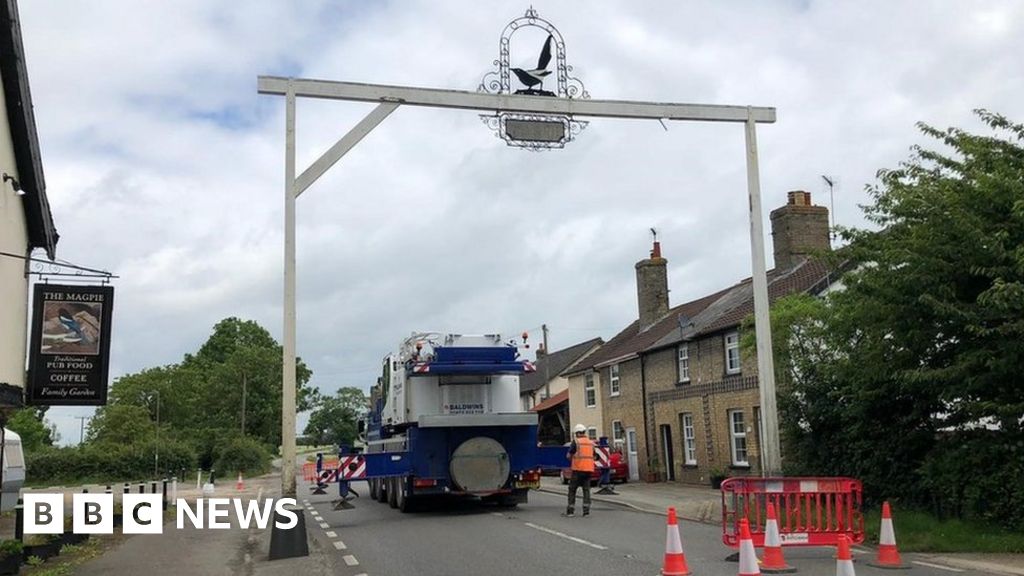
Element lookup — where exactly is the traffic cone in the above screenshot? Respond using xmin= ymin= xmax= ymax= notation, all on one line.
xmin=869 ymin=501 xmax=907 ymax=569
xmin=738 ymin=518 xmax=760 ymax=576
xmin=761 ymin=502 xmax=796 ymax=573
xmin=236 ymin=472 xmax=244 ymax=491
xmin=836 ymin=535 xmax=856 ymax=576
xmin=662 ymin=507 xmax=691 ymax=576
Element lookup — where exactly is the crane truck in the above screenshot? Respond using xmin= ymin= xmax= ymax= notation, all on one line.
xmin=325 ymin=332 xmax=601 ymax=512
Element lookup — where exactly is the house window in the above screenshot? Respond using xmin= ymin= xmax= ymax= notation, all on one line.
xmin=584 ymin=373 xmax=596 ymax=408
xmin=612 ymin=420 xmax=624 ymax=445
xmin=609 ymin=364 xmax=620 ymax=397
xmin=587 ymin=427 xmax=597 ymax=441
xmin=681 ymin=413 xmax=697 ymax=465
xmin=729 ymin=409 xmax=749 ymax=466
xmin=725 ymin=332 xmax=741 ymax=374
xmin=677 ymin=344 xmax=690 ymax=383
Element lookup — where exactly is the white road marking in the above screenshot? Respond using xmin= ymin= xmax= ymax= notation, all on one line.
xmin=333 ymin=540 xmax=347 ymax=550
xmin=852 ymin=547 xmax=869 ymax=555
xmin=491 ymin=512 xmax=503 ymax=517
xmin=523 ymin=522 xmax=608 ymax=550
xmin=913 ymin=561 xmax=965 ymax=572
xmin=325 ymin=530 xmax=337 ymax=538
xmin=343 ymin=555 xmax=359 ymax=566
xmin=318 ymin=522 xmax=329 ymax=529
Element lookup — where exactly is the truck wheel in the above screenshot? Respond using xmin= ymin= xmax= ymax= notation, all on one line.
xmin=369 ymin=478 xmax=380 ymax=501
xmin=376 ymin=478 xmax=388 ymax=503
xmin=396 ymin=477 xmax=414 ymax=513
xmin=387 ymin=477 xmax=399 ymax=508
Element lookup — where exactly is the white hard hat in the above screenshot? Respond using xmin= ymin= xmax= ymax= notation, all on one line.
xmin=574 ymin=424 xmax=587 ymax=434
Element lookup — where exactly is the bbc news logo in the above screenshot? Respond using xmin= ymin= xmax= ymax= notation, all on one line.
xmin=23 ymin=494 xmax=299 ymax=534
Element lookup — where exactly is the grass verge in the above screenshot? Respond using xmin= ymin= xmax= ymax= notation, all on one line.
xmin=864 ymin=507 xmax=1024 ymax=553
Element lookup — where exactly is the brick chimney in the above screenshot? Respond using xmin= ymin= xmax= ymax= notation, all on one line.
xmin=635 ymin=241 xmax=669 ymax=331
xmin=770 ymin=191 xmax=831 ymax=270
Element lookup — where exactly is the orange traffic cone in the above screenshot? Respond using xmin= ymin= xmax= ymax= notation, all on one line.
xmin=836 ymin=535 xmax=856 ymax=576
xmin=761 ymin=502 xmax=796 ymax=573
xmin=236 ymin=472 xmax=244 ymax=491
xmin=662 ymin=507 xmax=691 ymax=576
xmin=869 ymin=502 xmax=907 ymax=569
xmin=738 ymin=518 xmax=760 ymax=576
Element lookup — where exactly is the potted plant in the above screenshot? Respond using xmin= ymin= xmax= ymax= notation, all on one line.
xmin=61 ymin=517 xmax=89 ymax=546
xmin=644 ymin=457 xmax=663 ymax=482
xmin=0 ymin=539 xmax=22 ymax=575
xmin=709 ymin=467 xmax=727 ymax=489
xmin=22 ymin=533 xmax=61 ymax=562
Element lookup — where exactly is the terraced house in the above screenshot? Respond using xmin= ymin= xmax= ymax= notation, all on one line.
xmin=566 ymin=191 xmax=843 ymax=484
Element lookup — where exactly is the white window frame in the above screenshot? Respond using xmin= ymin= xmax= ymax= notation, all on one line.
xmin=681 ymin=413 xmax=696 ymax=465
xmin=584 ymin=373 xmax=596 ymax=408
xmin=609 ymin=364 xmax=621 ymax=397
xmin=612 ymin=420 xmax=624 ymax=444
xmin=677 ymin=344 xmax=690 ymax=383
xmin=587 ymin=427 xmax=597 ymax=441
xmin=725 ymin=332 xmax=741 ymax=375
xmin=729 ymin=409 xmax=749 ymax=466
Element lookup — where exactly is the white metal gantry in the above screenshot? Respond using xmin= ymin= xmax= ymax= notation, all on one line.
xmin=257 ymin=76 xmax=782 ymax=497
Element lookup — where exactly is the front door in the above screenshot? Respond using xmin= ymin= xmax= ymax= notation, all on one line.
xmin=626 ymin=427 xmax=639 ymax=481
xmin=660 ymin=424 xmax=675 ymax=481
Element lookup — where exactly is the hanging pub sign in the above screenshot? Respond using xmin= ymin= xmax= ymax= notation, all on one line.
xmin=26 ymin=284 xmax=114 ymax=406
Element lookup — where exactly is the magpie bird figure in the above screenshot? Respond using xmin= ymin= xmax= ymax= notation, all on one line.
xmin=58 ymin=307 xmax=93 ymax=344
xmin=511 ymin=34 xmax=554 ymax=94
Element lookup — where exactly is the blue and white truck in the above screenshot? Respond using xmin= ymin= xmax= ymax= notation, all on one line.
xmin=332 ymin=332 xmax=577 ymax=512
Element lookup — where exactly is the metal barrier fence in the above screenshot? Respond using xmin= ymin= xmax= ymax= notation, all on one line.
xmin=301 ymin=458 xmax=339 ymax=482
xmin=721 ymin=477 xmax=864 ymax=547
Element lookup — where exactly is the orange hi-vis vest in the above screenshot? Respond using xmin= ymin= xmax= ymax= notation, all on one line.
xmin=571 ymin=436 xmax=596 ymax=473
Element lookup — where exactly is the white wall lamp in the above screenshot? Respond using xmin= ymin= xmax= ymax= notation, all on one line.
xmin=2 ymin=173 xmax=23 ymax=196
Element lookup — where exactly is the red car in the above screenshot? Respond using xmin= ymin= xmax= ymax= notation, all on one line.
xmin=560 ymin=451 xmax=629 ymax=484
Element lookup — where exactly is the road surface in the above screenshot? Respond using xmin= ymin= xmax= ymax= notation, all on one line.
xmin=299 ymin=480 xmax=986 ymax=576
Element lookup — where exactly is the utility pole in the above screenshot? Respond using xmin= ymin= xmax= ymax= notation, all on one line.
xmin=241 ymin=372 xmax=247 ymax=436
xmin=75 ymin=416 xmax=88 ymax=444
xmin=154 ymin=391 xmax=161 ymax=477
xmin=542 ymin=324 xmax=550 ymax=401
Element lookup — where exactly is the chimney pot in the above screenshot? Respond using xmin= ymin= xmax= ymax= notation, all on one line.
xmin=787 ymin=190 xmax=812 ymax=206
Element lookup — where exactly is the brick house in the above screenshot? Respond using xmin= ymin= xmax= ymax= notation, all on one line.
xmin=566 ymin=191 xmax=842 ymax=483
xmin=519 ymin=338 xmax=603 ymax=445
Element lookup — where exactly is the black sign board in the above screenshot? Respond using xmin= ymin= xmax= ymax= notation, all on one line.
xmin=27 ymin=284 xmax=114 ymax=406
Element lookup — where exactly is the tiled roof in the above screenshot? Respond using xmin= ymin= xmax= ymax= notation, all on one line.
xmin=646 ymin=258 xmax=841 ymax=351
xmin=519 ymin=337 xmax=603 ymax=394
xmin=566 ymin=288 xmax=733 ymax=375
xmin=529 ymin=389 xmax=568 ymax=413
xmin=567 ymin=257 xmax=844 ymax=374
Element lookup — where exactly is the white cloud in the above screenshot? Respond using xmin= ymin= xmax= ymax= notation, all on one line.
xmin=20 ymin=0 xmax=1024 ymax=444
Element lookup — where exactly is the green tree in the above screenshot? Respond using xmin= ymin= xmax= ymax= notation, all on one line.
xmin=303 ymin=387 xmax=367 ymax=447
xmin=86 ymin=404 xmax=156 ymax=445
xmin=5 ymin=409 xmax=57 ymax=453
xmin=759 ymin=111 xmax=1024 ymax=527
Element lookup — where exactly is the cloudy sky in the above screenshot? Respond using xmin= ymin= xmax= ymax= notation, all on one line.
xmin=21 ymin=1 xmax=1022 ymax=444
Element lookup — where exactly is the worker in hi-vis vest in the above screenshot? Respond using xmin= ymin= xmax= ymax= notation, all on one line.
xmin=564 ymin=423 xmax=596 ymax=516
